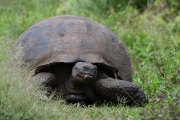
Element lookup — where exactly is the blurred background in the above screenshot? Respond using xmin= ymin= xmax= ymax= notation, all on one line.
xmin=0 ymin=0 xmax=179 ymax=119
xmin=0 ymin=0 xmax=179 ymax=39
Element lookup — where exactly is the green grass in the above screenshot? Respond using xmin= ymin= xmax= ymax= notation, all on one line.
xmin=0 ymin=0 xmax=180 ymax=119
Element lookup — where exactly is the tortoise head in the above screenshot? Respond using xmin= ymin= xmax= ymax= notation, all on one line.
xmin=72 ymin=62 xmax=97 ymax=85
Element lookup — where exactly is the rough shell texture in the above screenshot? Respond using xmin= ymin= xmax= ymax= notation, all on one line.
xmin=14 ymin=15 xmax=132 ymax=81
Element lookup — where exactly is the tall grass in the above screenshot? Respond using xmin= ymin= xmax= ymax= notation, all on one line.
xmin=0 ymin=43 xmax=142 ymax=119
xmin=0 ymin=0 xmax=179 ymax=119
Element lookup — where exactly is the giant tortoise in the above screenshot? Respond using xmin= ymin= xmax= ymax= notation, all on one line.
xmin=14 ymin=15 xmax=147 ymax=106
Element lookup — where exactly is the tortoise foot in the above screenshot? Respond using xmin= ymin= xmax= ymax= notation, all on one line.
xmin=64 ymin=94 xmax=88 ymax=102
xmin=126 ymin=88 xmax=148 ymax=107
xmin=32 ymin=72 xmax=57 ymax=89
xmin=95 ymin=78 xmax=148 ymax=107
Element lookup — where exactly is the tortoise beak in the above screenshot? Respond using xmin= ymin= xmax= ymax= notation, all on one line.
xmin=83 ymin=74 xmax=96 ymax=81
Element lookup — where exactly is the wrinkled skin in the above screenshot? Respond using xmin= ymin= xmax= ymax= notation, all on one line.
xmin=71 ymin=62 xmax=97 ymax=86
xmin=33 ymin=62 xmax=147 ymax=106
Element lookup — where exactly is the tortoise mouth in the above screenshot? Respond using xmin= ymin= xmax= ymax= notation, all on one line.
xmin=74 ymin=73 xmax=96 ymax=83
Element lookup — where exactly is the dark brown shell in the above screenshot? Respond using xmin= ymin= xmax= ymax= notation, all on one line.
xmin=14 ymin=15 xmax=132 ymax=81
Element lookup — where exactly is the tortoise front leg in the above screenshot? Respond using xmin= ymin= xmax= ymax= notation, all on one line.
xmin=94 ymin=78 xmax=148 ymax=106
xmin=32 ymin=72 xmax=58 ymax=90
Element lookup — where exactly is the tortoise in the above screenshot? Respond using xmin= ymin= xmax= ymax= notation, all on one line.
xmin=14 ymin=15 xmax=147 ymax=106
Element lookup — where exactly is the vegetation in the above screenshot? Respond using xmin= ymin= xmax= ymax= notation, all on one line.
xmin=0 ymin=0 xmax=179 ymax=119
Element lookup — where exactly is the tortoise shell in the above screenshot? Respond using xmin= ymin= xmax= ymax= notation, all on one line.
xmin=15 ymin=15 xmax=132 ymax=81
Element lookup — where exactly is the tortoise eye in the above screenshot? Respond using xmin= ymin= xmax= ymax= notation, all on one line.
xmin=83 ymin=66 xmax=89 ymax=71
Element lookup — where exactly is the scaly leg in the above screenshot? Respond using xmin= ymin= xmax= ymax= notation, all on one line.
xmin=94 ymin=78 xmax=148 ymax=106
xmin=32 ymin=72 xmax=57 ymax=90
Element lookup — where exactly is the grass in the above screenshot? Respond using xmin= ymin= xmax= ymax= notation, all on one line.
xmin=0 ymin=0 xmax=180 ymax=119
